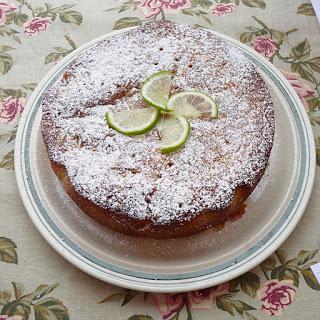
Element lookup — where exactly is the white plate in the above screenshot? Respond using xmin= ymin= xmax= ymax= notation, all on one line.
xmin=15 ymin=28 xmax=315 ymax=293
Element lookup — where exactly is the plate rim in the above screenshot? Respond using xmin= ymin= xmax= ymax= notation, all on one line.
xmin=14 ymin=26 xmax=316 ymax=293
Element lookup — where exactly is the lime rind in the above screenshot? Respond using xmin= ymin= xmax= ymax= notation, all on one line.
xmin=167 ymin=90 xmax=218 ymax=119
xmin=106 ymin=108 xmax=160 ymax=136
xmin=159 ymin=115 xmax=190 ymax=154
xmin=141 ymin=71 xmax=173 ymax=111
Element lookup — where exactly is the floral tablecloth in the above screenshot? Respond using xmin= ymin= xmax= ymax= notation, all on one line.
xmin=1 ymin=0 xmax=320 ymax=319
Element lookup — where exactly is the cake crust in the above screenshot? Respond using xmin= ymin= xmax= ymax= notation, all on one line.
xmin=41 ymin=22 xmax=275 ymax=238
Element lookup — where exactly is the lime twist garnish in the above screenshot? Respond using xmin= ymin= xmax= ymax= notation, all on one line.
xmin=105 ymin=71 xmax=219 ymax=153
xmin=141 ymin=71 xmax=173 ymax=111
xmin=158 ymin=114 xmax=190 ymax=154
xmin=106 ymin=108 xmax=160 ymax=136
xmin=167 ymin=91 xmax=218 ymax=119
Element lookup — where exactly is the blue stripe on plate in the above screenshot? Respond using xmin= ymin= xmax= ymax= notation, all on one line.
xmin=19 ymin=38 xmax=311 ymax=282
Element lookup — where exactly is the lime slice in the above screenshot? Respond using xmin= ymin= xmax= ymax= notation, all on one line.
xmin=106 ymin=108 xmax=160 ymax=136
xmin=141 ymin=71 xmax=173 ymax=111
xmin=159 ymin=115 xmax=190 ymax=154
xmin=167 ymin=91 xmax=218 ymax=119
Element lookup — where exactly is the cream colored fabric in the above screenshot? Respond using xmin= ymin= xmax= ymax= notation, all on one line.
xmin=1 ymin=1 xmax=320 ymax=319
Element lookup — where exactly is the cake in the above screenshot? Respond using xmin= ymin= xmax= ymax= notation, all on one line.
xmin=41 ymin=22 xmax=275 ymax=239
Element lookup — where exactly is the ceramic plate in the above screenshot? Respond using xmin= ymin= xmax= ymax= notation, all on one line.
xmin=15 ymin=28 xmax=315 ymax=293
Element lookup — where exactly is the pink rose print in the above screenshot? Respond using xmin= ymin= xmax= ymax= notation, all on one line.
xmin=280 ymin=69 xmax=315 ymax=111
xmin=0 ymin=9 xmax=5 ymax=24
xmin=139 ymin=0 xmax=191 ymax=18
xmin=188 ymin=283 xmax=229 ymax=310
xmin=150 ymin=283 xmax=229 ymax=319
xmin=23 ymin=17 xmax=52 ymax=36
xmin=251 ymin=36 xmax=278 ymax=58
xmin=0 ymin=316 xmax=23 ymax=320
xmin=0 ymin=1 xmax=17 ymax=25
xmin=257 ymin=279 xmax=296 ymax=316
xmin=0 ymin=96 xmax=25 ymax=124
xmin=211 ymin=3 xmax=236 ymax=16
xmin=149 ymin=293 xmax=185 ymax=319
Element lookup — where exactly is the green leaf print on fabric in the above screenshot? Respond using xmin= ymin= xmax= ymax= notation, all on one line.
xmin=290 ymin=38 xmax=311 ymax=61
xmin=216 ymin=296 xmax=235 ymax=315
xmin=113 ymin=17 xmax=142 ymax=30
xmin=13 ymin=13 xmax=29 ymax=26
xmin=59 ymin=10 xmax=83 ymax=25
xmin=0 ymin=237 xmax=18 ymax=264
xmin=1 ymin=299 xmax=32 ymax=319
xmin=297 ymin=250 xmax=319 ymax=265
xmin=0 ymin=1 xmax=83 ymax=78
xmin=306 ymin=57 xmax=320 ymax=73
xmin=239 ymin=16 xmax=320 ymax=165
xmin=216 ymin=296 xmax=256 ymax=317
xmin=121 ymin=291 xmax=140 ymax=307
xmin=0 ymin=283 xmax=69 ymax=320
xmin=0 ymin=291 xmax=12 ymax=305
xmin=99 ymin=250 xmax=319 ymax=319
xmin=98 ymin=290 xmax=139 ymax=307
xmin=301 ymin=268 xmax=320 ymax=291
xmin=21 ymin=83 xmax=37 ymax=91
xmin=32 ymin=284 xmax=60 ymax=301
xmin=0 ymin=27 xmax=21 ymax=43
xmin=127 ymin=316 xmax=154 ymax=320
xmin=261 ymin=250 xmax=320 ymax=291
xmin=0 ymin=52 xmax=13 ymax=75
xmin=0 ymin=45 xmax=15 ymax=53
xmin=260 ymin=256 xmax=276 ymax=272
xmin=241 ymin=0 xmax=265 ymax=9
xmin=297 ymin=3 xmax=316 ymax=16
xmin=0 ymin=150 xmax=14 ymax=170
xmin=107 ymin=0 xmax=265 ymax=30
xmin=33 ymin=297 xmax=69 ymax=320
xmin=239 ymin=272 xmax=261 ymax=298
xmin=97 ymin=293 xmax=125 ymax=303
xmin=0 ymin=88 xmax=26 ymax=99
xmin=243 ymin=311 xmax=258 ymax=320
xmin=12 ymin=283 xmax=25 ymax=300
xmin=45 ymin=35 xmax=77 ymax=64
xmin=28 ymin=3 xmax=82 ymax=25
xmin=191 ymin=0 xmax=212 ymax=9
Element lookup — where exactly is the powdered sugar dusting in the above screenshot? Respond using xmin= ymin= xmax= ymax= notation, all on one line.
xmin=41 ymin=22 xmax=274 ymax=225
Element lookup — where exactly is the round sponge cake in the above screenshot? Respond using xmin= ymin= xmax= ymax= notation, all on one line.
xmin=41 ymin=22 xmax=275 ymax=238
